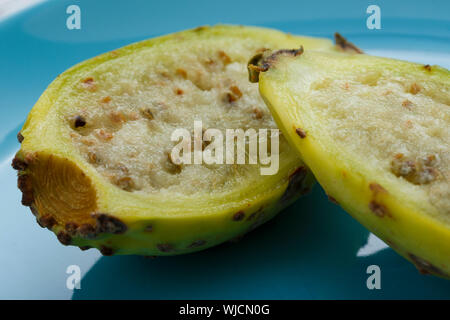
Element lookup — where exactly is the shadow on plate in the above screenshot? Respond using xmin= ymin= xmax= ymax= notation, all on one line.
xmin=72 ymin=187 xmax=450 ymax=299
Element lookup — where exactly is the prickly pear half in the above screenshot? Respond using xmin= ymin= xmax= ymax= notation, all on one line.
xmin=12 ymin=25 xmax=339 ymax=255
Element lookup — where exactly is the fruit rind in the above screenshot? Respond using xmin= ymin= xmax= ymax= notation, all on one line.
xmin=13 ymin=149 xmax=314 ymax=255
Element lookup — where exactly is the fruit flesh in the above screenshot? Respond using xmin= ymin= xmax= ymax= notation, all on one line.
xmin=67 ymin=34 xmax=297 ymax=194
xmin=12 ymin=25 xmax=334 ymax=255
xmin=254 ymin=49 xmax=450 ymax=277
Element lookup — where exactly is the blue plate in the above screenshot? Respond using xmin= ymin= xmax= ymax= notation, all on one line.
xmin=1 ymin=0 xmax=449 ymax=299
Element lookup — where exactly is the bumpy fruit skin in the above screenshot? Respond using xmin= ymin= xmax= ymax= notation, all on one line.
xmin=11 ymin=25 xmax=333 ymax=256
xmin=253 ymin=49 xmax=450 ymax=277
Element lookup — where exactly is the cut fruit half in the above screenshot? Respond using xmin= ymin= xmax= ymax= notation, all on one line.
xmin=12 ymin=25 xmax=338 ymax=256
xmin=251 ymin=48 xmax=450 ymax=277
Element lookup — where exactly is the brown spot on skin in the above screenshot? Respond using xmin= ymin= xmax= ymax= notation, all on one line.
xmin=369 ymin=201 xmax=390 ymax=218
xmin=128 ymin=111 xmax=139 ymax=121
xmin=17 ymin=132 xmax=24 ymax=143
xmin=423 ymin=64 xmax=432 ymax=71
xmin=225 ymin=92 xmax=237 ymax=103
xmin=246 ymin=206 xmax=264 ymax=222
xmin=176 ymin=68 xmax=187 ymax=79
xmin=248 ymin=211 xmax=268 ymax=232
xmin=167 ymin=152 xmax=179 ymax=166
xmin=94 ymin=213 xmax=127 ymax=235
xmin=230 ymin=85 xmax=242 ymax=98
xmin=204 ymin=58 xmax=215 ymax=66
xmin=193 ymin=25 xmax=208 ymax=32
xmin=252 ymin=107 xmax=263 ymax=119
xmin=391 ymin=153 xmax=439 ymax=185
xmin=425 ymin=154 xmax=437 ymax=164
xmin=11 ymin=156 xmax=27 ymax=171
xmin=65 ymin=222 xmax=79 ymax=235
xmin=78 ymin=223 xmax=97 ymax=239
xmin=248 ymin=47 xmax=304 ymax=83
xmin=87 ymin=151 xmax=98 ymax=164
xmin=188 ymin=240 xmax=207 ymax=248
xmin=159 ymin=71 xmax=171 ymax=79
xmin=73 ymin=115 xmax=86 ymax=128
xmin=57 ymin=231 xmax=72 ymax=246
xmin=391 ymin=156 xmax=416 ymax=177
xmin=113 ymin=176 xmax=135 ymax=191
xmin=99 ymin=246 xmax=114 ymax=256
xmin=218 ymin=50 xmax=231 ymax=64
xmin=17 ymin=174 xmax=33 ymax=206
xmin=246 ymin=207 xmax=267 ymax=232
xmin=166 ymin=152 xmax=182 ymax=174
xmin=409 ymin=83 xmax=421 ymax=94
xmin=38 ymin=215 xmax=57 ymax=229
xmin=157 ymin=243 xmax=174 ymax=253
xmin=369 ymin=183 xmax=387 ymax=195
xmin=81 ymin=77 xmax=97 ymax=91
xmin=295 ymin=128 xmax=307 ymax=138
xmin=100 ymin=96 xmax=111 ymax=103
xmin=110 ymin=111 xmax=126 ymax=124
xmin=140 ymin=107 xmax=154 ymax=120
xmin=95 ymin=129 xmax=113 ymax=141
xmin=327 ymin=195 xmax=339 ymax=204
xmin=79 ymin=246 xmax=92 ymax=251
xmin=175 ymin=88 xmax=184 ymax=95
xmin=334 ymin=33 xmax=364 ymax=54
xmin=402 ymin=99 xmax=413 ymax=109
xmin=233 ymin=211 xmax=245 ymax=221
xmin=263 ymin=48 xmax=304 ymax=66
xmin=255 ymin=47 xmax=269 ymax=54
xmin=404 ymin=120 xmax=413 ymax=129
xmin=280 ymin=166 xmax=307 ymax=204
xmin=81 ymin=137 xmax=95 ymax=146
xmin=408 ymin=253 xmax=447 ymax=277
xmin=384 ymin=239 xmax=398 ymax=250
xmin=225 ymin=86 xmax=243 ymax=104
